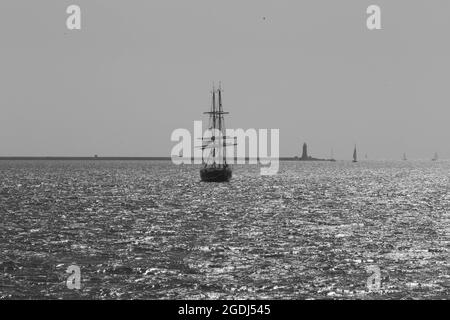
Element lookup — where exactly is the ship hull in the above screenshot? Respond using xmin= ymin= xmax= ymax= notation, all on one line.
xmin=200 ymin=166 xmax=232 ymax=182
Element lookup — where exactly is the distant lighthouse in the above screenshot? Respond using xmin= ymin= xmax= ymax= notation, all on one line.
xmin=301 ymin=143 xmax=308 ymax=160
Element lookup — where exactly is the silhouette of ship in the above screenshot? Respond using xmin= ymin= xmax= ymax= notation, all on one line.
xmin=352 ymin=145 xmax=358 ymax=162
xmin=403 ymin=153 xmax=407 ymax=161
xmin=200 ymin=85 xmax=236 ymax=182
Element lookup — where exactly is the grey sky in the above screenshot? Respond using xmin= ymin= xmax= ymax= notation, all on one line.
xmin=0 ymin=0 xmax=448 ymax=159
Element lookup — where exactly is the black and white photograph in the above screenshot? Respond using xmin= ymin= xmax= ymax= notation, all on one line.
xmin=0 ymin=0 xmax=448 ymax=309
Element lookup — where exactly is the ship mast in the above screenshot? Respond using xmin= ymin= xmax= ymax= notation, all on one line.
xmin=202 ymin=83 xmax=232 ymax=168
xmin=218 ymin=84 xmax=226 ymax=166
xmin=212 ymin=86 xmax=216 ymax=160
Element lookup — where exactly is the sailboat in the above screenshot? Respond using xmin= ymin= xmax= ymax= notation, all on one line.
xmin=432 ymin=152 xmax=438 ymax=161
xmin=330 ymin=148 xmax=336 ymax=162
xmin=199 ymin=85 xmax=236 ymax=182
xmin=352 ymin=145 xmax=357 ymax=163
xmin=403 ymin=153 xmax=407 ymax=161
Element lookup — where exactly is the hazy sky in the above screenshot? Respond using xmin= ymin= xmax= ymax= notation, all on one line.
xmin=0 ymin=0 xmax=449 ymax=159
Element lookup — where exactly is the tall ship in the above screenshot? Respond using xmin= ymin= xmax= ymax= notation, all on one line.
xmin=200 ymin=85 xmax=236 ymax=182
xmin=403 ymin=153 xmax=407 ymax=161
xmin=352 ymin=145 xmax=358 ymax=163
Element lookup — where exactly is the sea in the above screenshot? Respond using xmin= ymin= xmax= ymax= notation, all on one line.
xmin=0 ymin=160 xmax=448 ymax=299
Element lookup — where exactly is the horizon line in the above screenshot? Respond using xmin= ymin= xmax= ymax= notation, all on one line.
xmin=0 ymin=156 xmax=445 ymax=161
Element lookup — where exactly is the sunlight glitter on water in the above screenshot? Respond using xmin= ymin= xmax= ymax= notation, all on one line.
xmin=0 ymin=160 xmax=448 ymax=299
